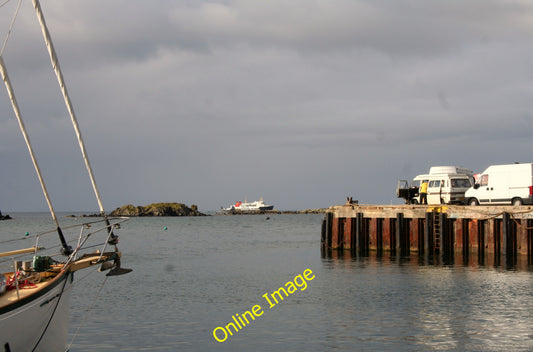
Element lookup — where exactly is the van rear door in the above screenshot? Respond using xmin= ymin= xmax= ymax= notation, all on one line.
xmin=450 ymin=177 xmax=472 ymax=204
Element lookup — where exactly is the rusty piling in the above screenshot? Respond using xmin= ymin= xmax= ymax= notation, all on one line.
xmin=321 ymin=204 xmax=533 ymax=266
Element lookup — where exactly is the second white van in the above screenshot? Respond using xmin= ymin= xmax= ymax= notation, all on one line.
xmin=464 ymin=163 xmax=533 ymax=206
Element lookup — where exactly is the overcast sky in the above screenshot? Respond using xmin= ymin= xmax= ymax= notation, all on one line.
xmin=0 ymin=0 xmax=532 ymax=213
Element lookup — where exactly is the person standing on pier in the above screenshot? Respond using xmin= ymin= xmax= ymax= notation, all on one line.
xmin=419 ymin=181 xmax=428 ymax=204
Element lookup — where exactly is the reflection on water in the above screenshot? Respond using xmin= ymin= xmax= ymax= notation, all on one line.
xmin=321 ymin=247 xmax=533 ymax=272
xmin=320 ymin=250 xmax=533 ymax=351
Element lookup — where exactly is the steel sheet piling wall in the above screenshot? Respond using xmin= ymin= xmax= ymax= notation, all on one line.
xmin=396 ymin=213 xmax=409 ymax=256
xmin=478 ymin=220 xmax=486 ymax=260
xmin=322 ymin=205 xmax=533 ymax=264
xmin=439 ymin=213 xmax=447 ymax=259
xmin=344 ymin=218 xmax=353 ymax=250
xmin=354 ymin=213 xmax=361 ymax=254
xmin=424 ymin=212 xmax=432 ymax=256
xmin=525 ymin=220 xmax=531 ymax=257
xmin=360 ymin=213 xmax=369 ymax=256
xmin=413 ymin=219 xmax=423 ymax=253
xmin=323 ymin=212 xmax=333 ymax=249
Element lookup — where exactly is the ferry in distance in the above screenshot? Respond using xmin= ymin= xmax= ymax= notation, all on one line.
xmin=223 ymin=198 xmax=274 ymax=211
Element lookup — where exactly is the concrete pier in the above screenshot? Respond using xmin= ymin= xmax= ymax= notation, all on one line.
xmin=321 ymin=204 xmax=533 ymax=266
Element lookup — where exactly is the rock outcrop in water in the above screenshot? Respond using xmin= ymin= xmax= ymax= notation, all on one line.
xmin=0 ymin=210 xmax=11 ymax=220
xmin=109 ymin=203 xmax=206 ymax=217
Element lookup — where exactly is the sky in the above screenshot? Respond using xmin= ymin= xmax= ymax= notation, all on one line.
xmin=0 ymin=0 xmax=532 ymax=213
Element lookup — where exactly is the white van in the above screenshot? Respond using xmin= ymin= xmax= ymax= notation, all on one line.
xmin=464 ymin=163 xmax=533 ymax=206
xmin=397 ymin=166 xmax=474 ymax=205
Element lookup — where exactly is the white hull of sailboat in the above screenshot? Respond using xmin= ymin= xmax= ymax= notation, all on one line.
xmin=0 ymin=270 xmax=72 ymax=352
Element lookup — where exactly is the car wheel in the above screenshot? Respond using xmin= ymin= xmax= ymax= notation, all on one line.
xmin=469 ymin=198 xmax=479 ymax=206
xmin=512 ymin=198 xmax=523 ymax=206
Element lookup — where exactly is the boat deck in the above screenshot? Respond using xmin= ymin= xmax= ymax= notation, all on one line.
xmin=0 ymin=270 xmax=60 ymax=308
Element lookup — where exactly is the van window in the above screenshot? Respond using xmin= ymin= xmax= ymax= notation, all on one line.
xmin=429 ymin=180 xmax=440 ymax=187
xmin=479 ymin=175 xmax=489 ymax=186
xmin=451 ymin=178 xmax=471 ymax=188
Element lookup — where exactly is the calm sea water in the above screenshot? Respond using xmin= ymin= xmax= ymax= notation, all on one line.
xmin=2 ymin=213 xmax=533 ymax=351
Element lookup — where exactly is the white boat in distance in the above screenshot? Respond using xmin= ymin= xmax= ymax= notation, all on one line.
xmin=0 ymin=1 xmax=131 ymax=350
xmin=223 ymin=198 xmax=274 ymax=211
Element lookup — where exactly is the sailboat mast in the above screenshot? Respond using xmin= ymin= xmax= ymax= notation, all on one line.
xmin=0 ymin=56 xmax=72 ymax=255
xmin=32 ymin=0 xmax=107 ymax=217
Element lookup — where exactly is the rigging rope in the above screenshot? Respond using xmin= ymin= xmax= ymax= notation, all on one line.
xmin=65 ymin=275 xmax=109 ymax=351
xmin=0 ymin=0 xmax=22 ymax=56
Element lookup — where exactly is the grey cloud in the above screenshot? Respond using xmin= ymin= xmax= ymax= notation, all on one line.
xmin=166 ymin=0 xmax=533 ymax=56
xmin=1 ymin=0 xmax=533 ymax=212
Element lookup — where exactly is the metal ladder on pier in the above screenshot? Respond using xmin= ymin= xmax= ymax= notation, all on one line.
xmin=433 ymin=210 xmax=441 ymax=251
